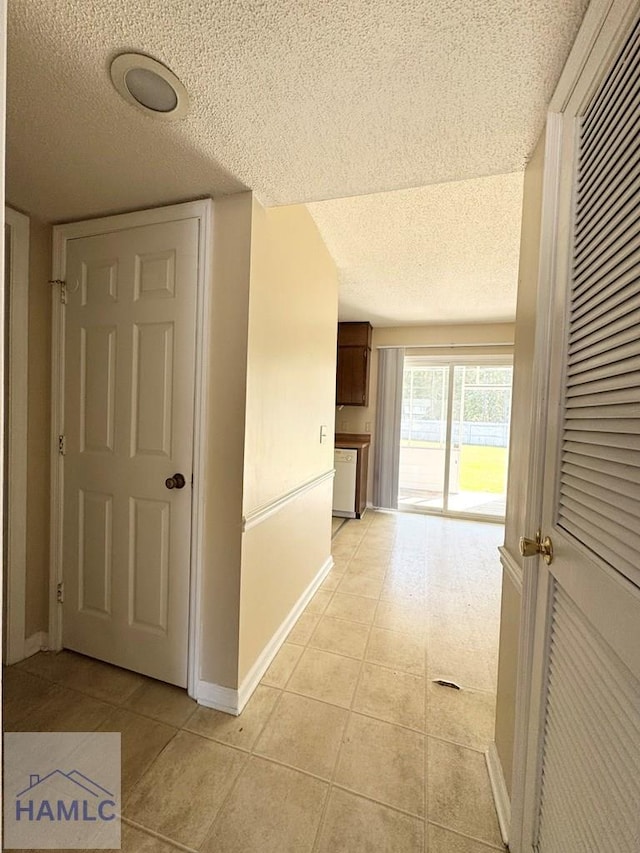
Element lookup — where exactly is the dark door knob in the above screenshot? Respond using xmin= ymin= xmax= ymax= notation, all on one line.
xmin=165 ymin=473 xmax=186 ymax=490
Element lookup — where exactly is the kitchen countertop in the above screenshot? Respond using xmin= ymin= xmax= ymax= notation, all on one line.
xmin=335 ymin=432 xmax=371 ymax=449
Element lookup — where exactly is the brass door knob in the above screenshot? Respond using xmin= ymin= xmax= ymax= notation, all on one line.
xmin=519 ymin=529 xmax=554 ymax=565
xmin=165 ymin=473 xmax=186 ymax=490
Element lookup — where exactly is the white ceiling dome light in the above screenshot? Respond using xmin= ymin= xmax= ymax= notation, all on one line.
xmin=110 ymin=53 xmax=189 ymax=120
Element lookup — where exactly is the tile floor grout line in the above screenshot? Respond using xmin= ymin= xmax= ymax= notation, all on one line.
xmin=177 ymin=734 xmax=253 ymax=851
xmin=310 ymin=575 xmax=371 ymax=851
xmin=330 ymin=780 xmax=425 ymax=821
xmin=17 ymin=658 xmax=202 ymax=734
xmin=191 ymin=682 xmax=289 ymax=850
xmin=120 ymin=726 xmax=184 ymax=812
xmin=427 ymin=819 xmax=507 ymax=851
xmin=121 ymin=816 xmax=199 ymax=852
xmin=312 ymin=533 xmax=396 ymax=853
xmin=13 ymin=654 xmax=147 ymax=711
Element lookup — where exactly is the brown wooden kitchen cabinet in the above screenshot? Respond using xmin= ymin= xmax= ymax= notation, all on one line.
xmin=336 ymin=322 xmax=372 ymax=406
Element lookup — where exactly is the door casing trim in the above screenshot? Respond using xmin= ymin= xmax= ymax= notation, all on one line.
xmin=4 ymin=206 xmax=30 ymax=664
xmin=49 ymin=198 xmax=214 ymax=698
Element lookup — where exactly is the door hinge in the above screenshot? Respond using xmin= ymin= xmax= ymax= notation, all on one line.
xmin=58 ymin=435 xmax=66 ymax=455
xmin=49 ymin=279 xmax=67 ymax=304
xmin=56 ymin=582 xmax=64 ymax=604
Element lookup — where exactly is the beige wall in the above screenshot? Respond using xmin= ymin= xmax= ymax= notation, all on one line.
xmin=239 ymin=202 xmax=338 ymax=681
xmin=243 ymin=202 xmax=337 ymax=511
xmin=25 ymin=216 xmax=52 ymax=637
xmin=495 ymin=130 xmax=547 ymax=796
xmin=239 ymin=479 xmax=333 ymax=680
xmin=199 ymin=193 xmax=253 ymax=688
xmin=200 ymin=197 xmax=339 ymax=690
xmin=336 ymin=323 xmax=515 ymax=503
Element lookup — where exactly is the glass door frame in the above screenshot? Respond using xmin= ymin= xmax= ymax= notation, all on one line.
xmin=399 ymin=353 xmax=514 ymax=523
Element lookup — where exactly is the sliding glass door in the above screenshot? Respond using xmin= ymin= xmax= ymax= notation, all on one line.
xmin=398 ymin=358 xmax=513 ymax=520
xmin=399 ymin=364 xmax=449 ymax=510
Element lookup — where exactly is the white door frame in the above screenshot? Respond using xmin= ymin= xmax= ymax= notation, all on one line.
xmin=4 ymin=206 xmax=30 ymax=664
xmin=508 ymin=1 xmax=640 ymax=849
xmin=49 ymin=199 xmax=213 ymax=698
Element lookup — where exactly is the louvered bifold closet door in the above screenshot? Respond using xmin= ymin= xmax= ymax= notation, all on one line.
xmin=537 ymin=586 xmax=640 ymax=852
xmin=560 ymin=13 xmax=640 ymax=591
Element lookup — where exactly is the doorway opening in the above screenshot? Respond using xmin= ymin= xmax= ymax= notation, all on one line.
xmin=398 ymin=356 xmax=513 ymax=520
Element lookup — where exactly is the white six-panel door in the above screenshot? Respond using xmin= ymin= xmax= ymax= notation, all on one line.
xmin=61 ymin=217 xmax=199 ymax=686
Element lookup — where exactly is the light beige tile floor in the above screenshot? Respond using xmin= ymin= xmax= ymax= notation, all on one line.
xmin=3 ymin=511 xmax=505 ymax=852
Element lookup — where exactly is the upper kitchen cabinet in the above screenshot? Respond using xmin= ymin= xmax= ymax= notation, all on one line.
xmin=336 ymin=321 xmax=372 ymax=406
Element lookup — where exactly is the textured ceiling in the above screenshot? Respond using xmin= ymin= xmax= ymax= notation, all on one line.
xmin=308 ymin=172 xmax=524 ymax=325
xmin=7 ymin=0 xmax=588 ymax=224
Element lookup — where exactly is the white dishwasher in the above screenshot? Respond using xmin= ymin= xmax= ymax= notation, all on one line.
xmin=333 ymin=448 xmax=358 ymax=517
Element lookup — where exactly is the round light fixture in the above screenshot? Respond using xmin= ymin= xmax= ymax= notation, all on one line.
xmin=110 ymin=53 xmax=189 ymax=120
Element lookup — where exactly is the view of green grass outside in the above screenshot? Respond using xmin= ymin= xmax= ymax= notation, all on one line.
xmin=459 ymin=445 xmax=508 ymax=493
xmin=400 ymin=441 xmax=508 ymax=493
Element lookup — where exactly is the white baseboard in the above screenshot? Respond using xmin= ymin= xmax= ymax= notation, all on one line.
xmin=24 ymin=631 xmax=48 ymax=659
xmin=195 ymin=680 xmax=241 ymax=716
xmin=486 ymin=742 xmax=511 ymax=846
xmin=195 ymin=554 xmax=334 ymax=715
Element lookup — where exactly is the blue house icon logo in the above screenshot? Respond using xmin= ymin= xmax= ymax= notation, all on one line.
xmin=16 ymin=770 xmax=117 ymax=822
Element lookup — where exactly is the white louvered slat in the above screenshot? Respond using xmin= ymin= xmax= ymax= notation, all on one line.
xmin=568 ymin=314 xmax=640 ymax=362
xmin=537 ymin=586 xmax=640 ymax=852
xmin=580 ymin=24 xmax=640 ymax=137
xmin=565 ymin=385 xmax=640 ymax=406
xmin=574 ymin=173 xmax=640 ymax=259
xmin=562 ymin=459 xmax=640 ymax=501
xmin=563 ymin=445 xmax=640 ymax=480
xmin=576 ymin=103 xmax=640 ymax=206
xmin=567 ymin=351 xmax=640 ymax=382
xmin=563 ymin=428 xmax=640 ymax=451
xmin=557 ymin=9 xmax=640 ymax=588
xmin=571 ymin=271 xmax=640 ymax=332
xmin=562 ymin=468 xmax=640 ymax=512
xmin=571 ymin=253 xmax=640 ymax=317
xmin=577 ymin=40 xmax=640 ymax=194
xmin=559 ymin=495 xmax=640 ymax=558
xmin=565 ymin=369 xmax=640 ymax=398
xmin=564 ymin=402 xmax=640 ymax=419
xmin=571 ymin=230 xmax=640 ymax=293
xmin=576 ymin=138 xmax=640 ymax=256
xmin=574 ymin=207 xmax=640 ymax=279
xmin=558 ymin=516 xmax=638 ymax=585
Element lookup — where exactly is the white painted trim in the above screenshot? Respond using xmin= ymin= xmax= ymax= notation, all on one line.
xmin=194 ymin=554 xmax=334 ymax=715
xmin=486 ymin=743 xmax=511 ymax=847
xmin=52 ymin=199 xmax=214 ymax=241
xmin=4 ymin=207 xmax=30 ymax=665
xmin=194 ymin=680 xmax=240 ymax=716
xmin=499 ymin=546 xmax=523 ymax=595
xmin=48 ymin=223 xmax=65 ymax=652
xmin=549 ymin=0 xmax=635 ymax=113
xmin=509 ymin=111 xmax=563 ymax=853
xmin=49 ymin=200 xmax=214 ymax=697
xmin=242 ymin=470 xmax=335 ymax=532
xmin=187 ymin=200 xmax=214 ymax=700
xmin=24 ymin=631 xmax=48 ymax=659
